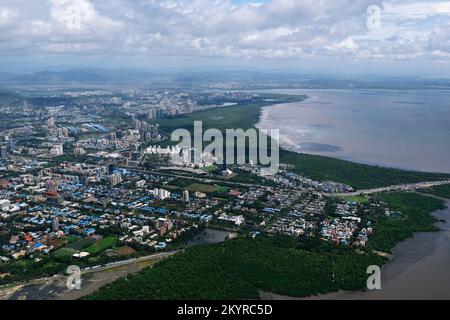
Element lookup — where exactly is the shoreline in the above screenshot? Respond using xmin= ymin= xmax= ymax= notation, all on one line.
xmin=264 ymin=197 xmax=450 ymax=300
xmin=255 ymin=89 xmax=450 ymax=174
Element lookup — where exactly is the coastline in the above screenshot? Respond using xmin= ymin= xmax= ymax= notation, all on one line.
xmin=264 ymin=197 xmax=450 ymax=300
xmin=255 ymin=89 xmax=450 ymax=174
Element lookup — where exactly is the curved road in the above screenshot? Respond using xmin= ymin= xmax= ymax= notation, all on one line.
xmin=325 ymin=180 xmax=450 ymax=197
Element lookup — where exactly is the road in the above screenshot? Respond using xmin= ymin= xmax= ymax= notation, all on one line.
xmin=325 ymin=180 xmax=450 ymax=197
xmin=125 ymin=166 xmax=450 ymax=197
xmin=120 ymin=166 xmax=264 ymax=188
xmin=80 ymin=250 xmax=178 ymax=274
xmin=0 ymin=250 xmax=178 ymax=300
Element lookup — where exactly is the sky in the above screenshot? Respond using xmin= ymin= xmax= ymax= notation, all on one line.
xmin=0 ymin=0 xmax=450 ymax=77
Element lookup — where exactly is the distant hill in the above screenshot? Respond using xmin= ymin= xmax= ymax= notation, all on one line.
xmin=0 ymin=68 xmax=450 ymax=89
xmin=0 ymin=68 xmax=162 ymax=86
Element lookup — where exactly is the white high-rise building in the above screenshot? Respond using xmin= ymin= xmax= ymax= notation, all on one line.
xmin=182 ymin=190 xmax=190 ymax=203
xmin=47 ymin=117 xmax=55 ymax=128
xmin=108 ymin=173 xmax=123 ymax=186
xmin=152 ymin=188 xmax=171 ymax=200
xmin=49 ymin=144 xmax=64 ymax=156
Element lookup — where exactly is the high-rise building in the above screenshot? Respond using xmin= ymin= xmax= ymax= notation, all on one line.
xmin=147 ymin=108 xmax=161 ymax=120
xmin=49 ymin=144 xmax=64 ymax=156
xmin=0 ymin=146 xmax=6 ymax=159
xmin=108 ymin=173 xmax=123 ymax=186
xmin=153 ymin=188 xmax=170 ymax=200
xmin=57 ymin=128 xmax=64 ymax=138
xmin=182 ymin=190 xmax=190 ymax=203
xmin=47 ymin=116 xmax=55 ymax=128
xmin=74 ymin=147 xmax=86 ymax=156
xmin=62 ymin=127 xmax=69 ymax=138
xmin=7 ymin=140 xmax=15 ymax=154
xmin=107 ymin=164 xmax=115 ymax=175
xmin=52 ymin=216 xmax=60 ymax=232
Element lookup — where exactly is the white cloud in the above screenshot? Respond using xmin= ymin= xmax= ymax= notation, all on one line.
xmin=0 ymin=0 xmax=449 ymax=67
xmin=0 ymin=7 xmax=16 ymax=25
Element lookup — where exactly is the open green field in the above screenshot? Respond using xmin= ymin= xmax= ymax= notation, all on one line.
xmin=339 ymin=195 xmax=369 ymax=204
xmin=52 ymin=247 xmax=80 ymax=258
xmin=186 ymin=183 xmax=229 ymax=193
xmin=85 ymin=237 xmax=118 ymax=255
xmin=155 ymin=103 xmax=262 ymax=133
xmin=66 ymin=238 xmax=96 ymax=250
xmin=112 ymin=246 xmax=137 ymax=257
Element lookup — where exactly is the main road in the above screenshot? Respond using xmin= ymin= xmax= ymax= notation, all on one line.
xmin=325 ymin=180 xmax=450 ymax=197
xmin=119 ymin=166 xmax=264 ymax=188
xmin=121 ymin=166 xmax=450 ymax=197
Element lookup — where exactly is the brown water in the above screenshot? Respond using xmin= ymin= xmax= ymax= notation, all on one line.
xmin=256 ymin=89 xmax=450 ymax=173
xmin=308 ymin=198 xmax=450 ymax=300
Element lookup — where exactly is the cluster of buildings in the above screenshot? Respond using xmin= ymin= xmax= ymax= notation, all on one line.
xmin=0 ymin=87 xmax=404 ymax=285
xmin=320 ymin=217 xmax=361 ymax=245
xmin=144 ymin=145 xmax=217 ymax=168
xmin=268 ymin=211 xmax=316 ymax=237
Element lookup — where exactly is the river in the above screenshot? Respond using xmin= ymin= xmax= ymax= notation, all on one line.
xmin=266 ymin=197 xmax=450 ymax=300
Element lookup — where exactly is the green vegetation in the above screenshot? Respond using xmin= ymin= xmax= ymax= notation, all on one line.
xmin=154 ymin=94 xmax=305 ymax=134
xmin=216 ymin=185 xmax=230 ymax=193
xmin=66 ymin=238 xmax=96 ymax=250
xmin=85 ymin=236 xmax=384 ymax=300
xmin=367 ymin=192 xmax=446 ymax=252
xmin=83 ymin=190 xmax=447 ymax=300
xmin=52 ymin=247 xmax=79 ymax=258
xmin=280 ymin=151 xmax=450 ymax=190
xmin=153 ymin=94 xmax=449 ymax=190
xmin=187 ymin=183 xmax=223 ymax=193
xmin=112 ymin=246 xmax=136 ymax=257
xmin=418 ymin=184 xmax=450 ymax=199
xmin=85 ymin=244 xmax=258 ymax=300
xmin=340 ymin=195 xmax=369 ymax=204
xmin=156 ymin=103 xmax=263 ymax=134
xmin=85 ymin=237 xmax=118 ymax=255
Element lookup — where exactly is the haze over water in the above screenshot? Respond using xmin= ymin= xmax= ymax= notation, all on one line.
xmin=257 ymin=89 xmax=450 ymax=173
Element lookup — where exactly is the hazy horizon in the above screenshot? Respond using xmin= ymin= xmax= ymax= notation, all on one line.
xmin=1 ymin=0 xmax=450 ymax=77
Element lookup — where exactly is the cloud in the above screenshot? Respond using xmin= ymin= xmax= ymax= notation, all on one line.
xmin=0 ymin=7 xmax=17 ymax=25
xmin=0 ymin=0 xmax=449 ymax=66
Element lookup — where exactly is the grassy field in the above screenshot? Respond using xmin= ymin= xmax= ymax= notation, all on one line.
xmin=112 ymin=246 xmax=137 ymax=257
xmin=85 ymin=237 xmax=118 ymax=255
xmin=339 ymin=195 xmax=369 ymax=204
xmin=52 ymin=248 xmax=80 ymax=258
xmin=186 ymin=183 xmax=229 ymax=193
xmin=155 ymin=103 xmax=262 ymax=134
xmin=66 ymin=238 xmax=96 ymax=250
